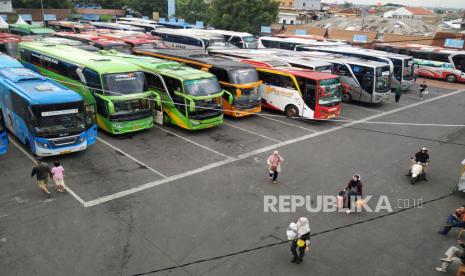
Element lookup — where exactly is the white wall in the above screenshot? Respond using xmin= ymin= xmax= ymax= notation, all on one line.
xmin=278 ymin=12 xmax=297 ymax=25
xmin=383 ymin=7 xmax=413 ymax=19
xmin=0 ymin=0 xmax=12 ymax=13
xmin=294 ymin=0 xmax=321 ymax=11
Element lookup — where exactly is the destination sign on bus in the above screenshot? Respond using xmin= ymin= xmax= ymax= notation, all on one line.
xmin=41 ymin=109 xmax=78 ymax=117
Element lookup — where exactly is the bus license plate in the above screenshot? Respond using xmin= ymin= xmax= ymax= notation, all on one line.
xmin=60 ymin=150 xmax=71 ymax=155
xmin=328 ymin=114 xmax=336 ymax=119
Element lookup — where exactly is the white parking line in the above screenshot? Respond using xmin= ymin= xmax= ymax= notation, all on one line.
xmin=83 ymin=88 xmax=465 ymax=207
xmin=97 ymin=137 xmax=167 ymax=178
xmin=9 ymin=136 xmax=87 ymax=206
xmin=154 ymin=125 xmax=233 ymax=159
xmin=223 ymin=122 xmax=282 ymax=143
xmin=259 ymin=116 xmax=318 ymax=133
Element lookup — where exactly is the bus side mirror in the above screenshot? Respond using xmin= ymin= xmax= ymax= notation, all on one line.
xmin=236 ymin=89 xmax=242 ymax=99
xmin=265 ymin=85 xmax=271 ymax=94
xmin=75 ymin=68 xmax=86 ymax=84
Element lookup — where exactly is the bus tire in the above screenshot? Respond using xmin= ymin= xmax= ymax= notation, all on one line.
xmin=446 ymin=74 xmax=457 ymax=83
xmin=284 ymin=105 xmax=298 ymax=118
xmin=162 ymin=112 xmax=170 ymax=125
xmin=342 ymin=92 xmax=352 ymax=103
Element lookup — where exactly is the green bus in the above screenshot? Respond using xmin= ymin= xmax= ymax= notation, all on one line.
xmin=98 ymin=50 xmax=226 ymax=130
xmin=18 ymin=42 xmax=162 ymax=134
xmin=9 ymin=24 xmax=55 ymax=36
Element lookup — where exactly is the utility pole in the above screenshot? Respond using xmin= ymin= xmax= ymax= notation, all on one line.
xmin=40 ymin=0 xmax=45 ymax=25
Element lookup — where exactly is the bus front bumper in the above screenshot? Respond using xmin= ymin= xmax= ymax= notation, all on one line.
xmin=187 ymin=115 xmax=224 ymax=130
xmin=108 ymin=117 xmax=154 ymax=134
xmin=34 ymin=138 xmax=87 ymax=157
xmin=401 ymin=79 xmax=415 ymax=90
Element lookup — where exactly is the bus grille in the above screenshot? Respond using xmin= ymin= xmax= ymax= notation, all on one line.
xmin=235 ymin=101 xmax=260 ymax=110
xmin=50 ymin=135 xmax=79 ymax=147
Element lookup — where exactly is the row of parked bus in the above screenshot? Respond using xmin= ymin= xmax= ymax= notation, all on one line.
xmin=0 ymin=17 xmax=463 ymax=158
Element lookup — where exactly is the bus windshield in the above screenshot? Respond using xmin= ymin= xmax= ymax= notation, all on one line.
xmin=375 ymin=66 xmax=391 ymax=93
xmin=229 ymin=69 xmax=259 ymax=84
xmin=31 ymin=103 xmax=85 ymax=136
xmin=184 ymin=78 xmax=222 ymax=96
xmin=243 ymin=36 xmax=256 ymax=43
xmin=102 ymin=72 xmax=147 ymax=95
xmin=452 ymin=54 xmax=465 ymax=73
xmin=318 ymin=78 xmax=341 ymax=106
xmin=112 ymin=99 xmax=151 ymax=115
xmin=403 ymin=58 xmax=414 ymax=80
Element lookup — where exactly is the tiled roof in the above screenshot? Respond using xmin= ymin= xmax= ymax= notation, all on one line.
xmin=404 ymin=7 xmax=435 ymax=15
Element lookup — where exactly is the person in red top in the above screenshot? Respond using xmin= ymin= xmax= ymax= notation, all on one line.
xmin=439 ymin=206 xmax=465 ymax=235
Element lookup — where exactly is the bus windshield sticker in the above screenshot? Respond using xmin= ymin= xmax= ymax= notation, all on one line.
xmin=382 ymin=71 xmax=390 ymax=76
xmin=114 ymin=73 xmax=136 ymax=81
xmin=41 ymin=109 xmax=79 ymax=117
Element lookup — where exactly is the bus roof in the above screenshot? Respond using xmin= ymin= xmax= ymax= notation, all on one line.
xmin=255 ymin=62 xmax=338 ymax=80
xmin=54 ymin=32 xmax=127 ymax=46
xmin=20 ymin=42 xmax=143 ymax=74
xmin=9 ymin=24 xmax=55 ymax=34
xmin=135 ymin=48 xmax=254 ymax=70
xmin=0 ymin=53 xmax=23 ymax=68
xmin=304 ymin=46 xmax=411 ymax=59
xmin=0 ymin=67 xmax=82 ymax=105
xmin=206 ymin=30 xmax=254 ymax=37
xmin=293 ymin=50 xmax=390 ymax=67
xmin=102 ymin=52 xmax=216 ymax=81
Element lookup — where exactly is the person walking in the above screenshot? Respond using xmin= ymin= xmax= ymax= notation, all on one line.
xmin=439 ymin=206 xmax=465 ymax=235
xmin=419 ymin=80 xmax=428 ymax=100
xmin=31 ymin=158 xmax=53 ymax=198
xmin=344 ymin=174 xmax=363 ymax=214
xmin=394 ymin=84 xmax=402 ymax=103
xmin=435 ymin=230 xmax=465 ymax=272
xmin=290 ymin=217 xmax=311 ymax=264
xmin=267 ymin=150 xmax=283 ymax=184
xmin=51 ymin=161 xmax=65 ymax=193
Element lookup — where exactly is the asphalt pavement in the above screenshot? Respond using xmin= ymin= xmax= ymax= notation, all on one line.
xmin=1 ymin=80 xmax=465 ymax=276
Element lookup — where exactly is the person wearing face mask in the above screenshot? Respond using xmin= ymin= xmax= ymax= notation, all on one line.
xmin=290 ymin=217 xmax=311 ymax=264
xmin=344 ymin=174 xmax=363 ymax=214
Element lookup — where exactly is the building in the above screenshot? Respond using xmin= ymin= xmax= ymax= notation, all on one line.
xmin=294 ymin=0 xmax=321 ymax=11
xmin=383 ymin=6 xmax=436 ymax=20
xmin=0 ymin=0 xmax=13 ymax=13
xmin=333 ymin=7 xmax=360 ymax=18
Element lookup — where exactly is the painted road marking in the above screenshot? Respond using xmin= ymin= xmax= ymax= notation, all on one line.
xmin=223 ymin=122 xmax=282 ymax=143
xmin=154 ymin=125 xmax=233 ymax=159
xmin=9 ymin=136 xmax=86 ymax=206
xmin=82 ymin=88 xmax=465 ymax=207
xmin=259 ymin=116 xmax=318 ymax=133
xmin=97 ymin=137 xmax=167 ymax=179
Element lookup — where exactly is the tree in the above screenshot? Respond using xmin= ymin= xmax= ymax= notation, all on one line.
xmin=14 ymin=0 xmax=72 ymax=9
xmin=208 ymin=0 xmax=279 ymax=34
xmin=177 ymin=0 xmax=209 ymax=23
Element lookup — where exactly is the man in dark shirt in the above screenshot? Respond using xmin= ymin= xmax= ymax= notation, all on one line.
xmin=408 ymin=147 xmax=430 ymax=180
xmin=419 ymin=80 xmax=427 ymax=99
xmin=31 ymin=159 xmax=52 ymax=198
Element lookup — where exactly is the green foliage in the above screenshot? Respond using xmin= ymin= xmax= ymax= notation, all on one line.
xmin=207 ymin=0 xmax=279 ymax=34
xmin=14 ymin=0 xmax=73 ymax=9
xmin=177 ymin=0 xmax=209 ymax=23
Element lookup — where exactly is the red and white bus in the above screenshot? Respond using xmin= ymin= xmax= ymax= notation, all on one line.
xmin=239 ymin=59 xmax=342 ymax=119
xmin=374 ymin=43 xmax=465 ymax=83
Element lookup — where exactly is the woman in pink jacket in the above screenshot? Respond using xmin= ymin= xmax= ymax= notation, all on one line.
xmin=267 ymin=151 xmax=284 ymax=183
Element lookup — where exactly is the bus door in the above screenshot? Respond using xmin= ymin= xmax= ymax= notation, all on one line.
xmin=0 ymin=110 xmax=7 ymax=155
xmin=2 ymin=91 xmax=14 ymax=130
xmin=144 ymin=72 xmax=167 ymax=125
xmin=297 ymin=78 xmax=316 ymax=114
xmin=333 ymin=63 xmax=361 ymax=102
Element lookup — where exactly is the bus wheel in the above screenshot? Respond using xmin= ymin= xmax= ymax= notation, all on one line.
xmin=342 ymin=93 xmax=352 ymax=103
xmin=285 ymin=105 xmax=298 ymax=118
xmin=162 ymin=112 xmax=170 ymax=125
xmin=446 ymin=74 xmax=457 ymax=83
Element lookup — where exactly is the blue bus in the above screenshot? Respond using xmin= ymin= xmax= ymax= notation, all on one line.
xmin=0 ymin=59 xmax=97 ymax=156
xmin=0 ymin=53 xmax=24 ymax=155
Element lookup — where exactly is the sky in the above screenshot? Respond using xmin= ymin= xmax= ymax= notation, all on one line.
xmin=321 ymin=0 xmax=465 ymax=9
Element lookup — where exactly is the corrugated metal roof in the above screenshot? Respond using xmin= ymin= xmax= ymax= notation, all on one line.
xmin=311 ymin=16 xmax=436 ymax=36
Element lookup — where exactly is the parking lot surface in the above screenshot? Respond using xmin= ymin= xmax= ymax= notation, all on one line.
xmin=1 ymin=79 xmax=465 ymax=275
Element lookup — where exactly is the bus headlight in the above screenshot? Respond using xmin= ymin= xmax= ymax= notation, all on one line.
xmin=79 ymin=136 xmax=86 ymax=143
xmin=113 ymin=123 xmax=123 ymax=129
xmin=190 ymin=120 xmax=200 ymax=126
xmin=37 ymin=142 xmax=49 ymax=148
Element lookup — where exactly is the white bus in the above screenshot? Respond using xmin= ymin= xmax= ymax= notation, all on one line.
xmin=208 ymin=48 xmax=333 ymax=72
xmin=90 ymin=22 xmax=144 ymax=32
xmin=206 ymin=30 xmax=258 ymax=49
xmin=297 ymin=46 xmax=415 ymax=90
xmin=259 ymin=36 xmax=347 ymax=50
xmin=152 ymin=28 xmax=228 ymax=50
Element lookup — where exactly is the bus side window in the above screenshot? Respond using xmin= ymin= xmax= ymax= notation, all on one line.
xmin=145 ymin=73 xmax=165 ymax=92
xmin=61 ymin=61 xmax=80 ymax=81
xmin=230 ymin=36 xmax=242 ymax=48
xmin=257 ymin=71 xmax=274 ymax=85
xmin=82 ymin=68 xmax=102 ymax=94
xmin=10 ymin=90 xmax=30 ymax=129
